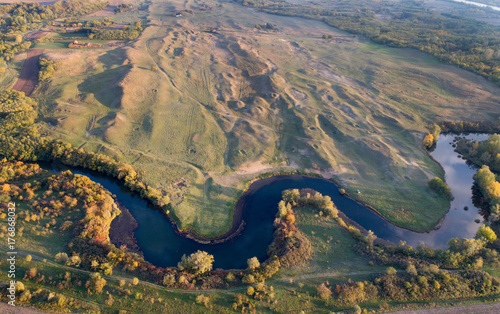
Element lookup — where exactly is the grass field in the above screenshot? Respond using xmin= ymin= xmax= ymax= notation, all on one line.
xmin=31 ymin=0 xmax=500 ymax=237
xmin=280 ymin=205 xmax=381 ymax=277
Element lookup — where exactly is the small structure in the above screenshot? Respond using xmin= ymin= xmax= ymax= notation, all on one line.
xmin=175 ymin=12 xmax=182 ymax=17
xmin=73 ymin=40 xmax=79 ymax=45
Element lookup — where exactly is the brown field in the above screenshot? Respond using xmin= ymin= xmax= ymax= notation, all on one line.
xmin=12 ymin=49 xmax=44 ymax=96
xmin=26 ymin=31 xmax=50 ymax=40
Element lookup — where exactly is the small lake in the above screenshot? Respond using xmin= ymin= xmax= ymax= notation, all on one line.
xmin=43 ymin=133 xmax=488 ymax=269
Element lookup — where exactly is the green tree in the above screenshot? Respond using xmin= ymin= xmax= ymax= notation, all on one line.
xmin=428 ymin=177 xmax=453 ymax=200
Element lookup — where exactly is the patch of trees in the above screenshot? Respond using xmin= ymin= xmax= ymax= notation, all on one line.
xmin=0 ymin=39 xmax=32 ymax=61
xmin=428 ymin=177 xmax=453 ymax=200
xmin=314 ymin=268 xmax=500 ymax=308
xmin=456 ymin=134 xmax=500 ymax=172
xmin=61 ymin=17 xmax=114 ymax=28
xmin=233 ymin=0 xmax=500 ymax=84
xmin=473 ymin=165 xmax=500 ymax=221
xmin=0 ymin=90 xmax=37 ymax=134
xmin=0 ymin=0 xmax=109 ymax=21
xmin=423 ymin=124 xmax=441 ymax=150
xmin=115 ymin=4 xmax=132 ymax=13
xmin=440 ymin=120 xmax=500 ymax=134
xmin=254 ymin=23 xmax=276 ymax=30
xmin=88 ymin=26 xmax=141 ymax=41
xmin=38 ymin=58 xmax=59 ymax=81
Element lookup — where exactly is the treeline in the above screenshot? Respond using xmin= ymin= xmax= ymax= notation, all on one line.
xmin=88 ymin=22 xmax=142 ymax=40
xmin=440 ymin=120 xmax=500 ymax=134
xmin=233 ymin=0 xmax=500 ymax=83
xmin=0 ymin=0 xmax=109 ymax=22
xmin=89 ymin=28 xmax=140 ymax=40
xmin=474 ymin=165 xmax=500 ymax=221
xmin=315 ymin=268 xmax=500 ymax=308
xmin=456 ymin=134 xmax=500 ymax=172
xmin=38 ymin=57 xmax=59 ymax=81
xmin=61 ymin=17 xmax=114 ymax=28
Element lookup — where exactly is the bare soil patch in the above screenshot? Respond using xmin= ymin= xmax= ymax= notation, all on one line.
xmin=12 ymin=49 xmax=44 ymax=96
xmin=26 ymin=31 xmax=50 ymax=40
xmin=85 ymin=5 xmax=117 ymax=18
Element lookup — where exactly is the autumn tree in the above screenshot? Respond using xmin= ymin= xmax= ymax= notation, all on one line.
xmin=476 ymin=225 xmax=497 ymax=243
xmin=178 ymin=250 xmax=214 ymax=275
xmin=85 ymin=273 xmax=107 ymax=293
xmin=316 ymin=283 xmax=332 ymax=300
xmin=247 ymin=257 xmax=260 ymax=270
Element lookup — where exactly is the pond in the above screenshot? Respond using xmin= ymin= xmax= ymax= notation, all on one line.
xmin=43 ymin=133 xmax=488 ymax=269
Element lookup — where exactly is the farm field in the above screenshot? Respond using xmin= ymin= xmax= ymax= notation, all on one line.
xmin=33 ymin=0 xmax=500 ymax=237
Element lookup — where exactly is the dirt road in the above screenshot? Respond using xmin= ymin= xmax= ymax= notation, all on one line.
xmin=390 ymin=302 xmax=500 ymax=314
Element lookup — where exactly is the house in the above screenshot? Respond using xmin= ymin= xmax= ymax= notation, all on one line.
xmin=175 ymin=12 xmax=182 ymax=17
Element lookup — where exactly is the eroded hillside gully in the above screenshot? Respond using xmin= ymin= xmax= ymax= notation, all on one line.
xmin=43 ymin=134 xmax=487 ymax=269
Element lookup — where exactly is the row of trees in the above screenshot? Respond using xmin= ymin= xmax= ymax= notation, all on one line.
xmin=316 ymin=267 xmax=500 ymax=307
xmin=88 ymin=22 xmax=142 ymax=40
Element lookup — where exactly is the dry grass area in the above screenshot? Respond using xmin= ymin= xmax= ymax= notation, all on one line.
xmin=34 ymin=0 xmax=500 ymax=236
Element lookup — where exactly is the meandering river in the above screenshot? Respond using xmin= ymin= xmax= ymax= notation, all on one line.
xmin=450 ymin=0 xmax=500 ymax=11
xmin=44 ymin=134 xmax=489 ymax=269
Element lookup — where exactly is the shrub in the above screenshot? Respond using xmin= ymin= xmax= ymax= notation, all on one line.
xmin=317 ymin=283 xmax=332 ymax=300
xmin=428 ymin=177 xmax=453 ymax=200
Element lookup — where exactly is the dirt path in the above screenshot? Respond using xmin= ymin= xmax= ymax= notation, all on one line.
xmin=12 ymin=49 xmax=44 ymax=96
xmin=389 ymin=302 xmax=500 ymax=314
